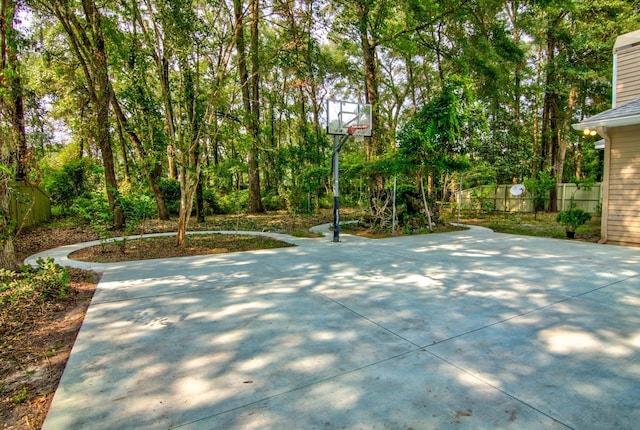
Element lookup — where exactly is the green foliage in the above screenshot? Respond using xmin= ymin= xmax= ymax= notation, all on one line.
xmin=158 ymin=178 xmax=181 ymax=215
xmin=72 ymin=193 xmax=113 ymax=247
xmin=398 ymin=75 xmax=486 ymax=176
xmin=202 ymin=188 xmax=223 ymax=215
xmin=556 ymin=205 xmax=592 ymax=233
xmin=120 ymin=193 xmax=156 ymax=227
xmin=218 ymin=190 xmax=249 ymax=214
xmin=0 ymin=257 xmax=70 ymax=305
xmin=261 ymin=192 xmax=286 ymax=211
xmin=523 ymin=170 xmax=556 ymax=214
xmin=116 ymin=192 xmax=156 ymax=251
xmin=470 ymin=185 xmax=498 ymax=212
xmin=42 ymin=158 xmax=97 ymax=210
xmin=12 ymin=387 xmax=28 ymax=404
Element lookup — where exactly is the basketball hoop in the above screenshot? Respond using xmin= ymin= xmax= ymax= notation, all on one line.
xmin=348 ymin=124 xmax=370 ymax=142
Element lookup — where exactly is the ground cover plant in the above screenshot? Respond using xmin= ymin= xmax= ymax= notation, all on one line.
xmin=445 ymin=210 xmax=601 ymax=242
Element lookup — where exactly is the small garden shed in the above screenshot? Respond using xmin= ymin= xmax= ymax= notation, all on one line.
xmin=573 ymin=29 xmax=640 ymax=246
xmin=9 ymin=182 xmax=51 ymax=229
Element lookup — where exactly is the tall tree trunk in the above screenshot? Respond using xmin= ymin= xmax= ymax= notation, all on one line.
xmin=234 ymin=0 xmax=263 ymax=213
xmin=0 ymin=0 xmax=19 ymax=269
xmin=557 ymin=87 xmax=576 ymax=184
xmin=355 ymin=0 xmax=381 ymax=160
xmin=43 ymin=0 xmax=123 ymax=227
xmin=175 ymin=57 xmax=203 ymax=246
xmin=83 ymin=0 xmax=123 ymax=227
xmin=532 ymin=46 xmax=543 ymax=177
xmin=110 ymin=92 xmax=170 ymax=220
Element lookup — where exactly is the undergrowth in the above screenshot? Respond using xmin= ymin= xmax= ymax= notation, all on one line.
xmin=0 ymin=258 xmax=70 ymax=337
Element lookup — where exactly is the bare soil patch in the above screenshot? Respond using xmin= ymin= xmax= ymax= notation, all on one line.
xmin=1 ymin=269 xmax=99 ymax=430
xmin=69 ymin=234 xmax=293 ymax=263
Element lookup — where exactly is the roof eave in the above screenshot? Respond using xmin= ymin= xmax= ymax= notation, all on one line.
xmin=572 ymin=114 xmax=640 ymax=131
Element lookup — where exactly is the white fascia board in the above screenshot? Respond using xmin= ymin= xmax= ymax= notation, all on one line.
xmin=572 ymin=114 xmax=640 ymax=130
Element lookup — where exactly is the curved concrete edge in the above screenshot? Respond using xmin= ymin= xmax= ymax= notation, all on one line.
xmin=23 ymin=223 xmax=492 ymax=271
xmin=309 ymin=220 xmax=361 ymax=237
xmin=23 ymin=230 xmax=306 ymax=271
xmin=449 ymin=223 xmax=494 ymax=234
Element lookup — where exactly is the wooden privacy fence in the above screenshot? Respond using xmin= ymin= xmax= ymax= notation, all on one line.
xmin=460 ymin=183 xmax=603 ymax=213
xmin=9 ymin=182 xmax=51 ymax=228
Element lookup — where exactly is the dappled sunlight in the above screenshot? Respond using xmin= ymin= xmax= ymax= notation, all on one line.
xmin=451 ymin=249 xmax=501 ymax=258
xmin=572 ymin=382 xmax=604 ymax=400
xmin=540 ymin=326 xmax=635 ymax=357
xmin=174 ymin=376 xmax=216 ymax=402
xmin=208 ymin=301 xmax=274 ymax=320
xmin=210 ymin=329 xmax=249 ymax=346
xmin=307 ymin=381 xmax=362 ymax=410
xmin=395 ymin=274 xmax=441 ymax=288
xmin=630 ymin=333 xmax=640 ymax=347
xmin=183 ymin=353 xmax=234 ymax=371
xmin=311 ymin=330 xmax=359 ymax=342
xmin=43 ymin=224 xmax=640 ymax=429
xmin=456 ymin=370 xmax=504 ymax=390
xmin=288 ymin=354 xmax=337 ymax=373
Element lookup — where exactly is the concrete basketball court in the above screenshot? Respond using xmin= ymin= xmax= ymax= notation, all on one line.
xmin=27 ymin=225 xmax=640 ymax=429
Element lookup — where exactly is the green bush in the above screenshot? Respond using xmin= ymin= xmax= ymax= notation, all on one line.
xmin=202 ymin=188 xmax=223 ymax=215
xmin=42 ymin=158 xmax=97 ymax=211
xmin=0 ymin=258 xmax=69 ymax=305
xmin=120 ymin=193 xmax=156 ymax=225
xmin=262 ymin=192 xmax=285 ymax=211
xmin=218 ymin=190 xmax=249 ymax=214
xmin=71 ymin=193 xmax=113 ymax=246
xmin=556 ymin=208 xmax=592 ymax=233
xmin=158 ymin=178 xmax=181 ymax=215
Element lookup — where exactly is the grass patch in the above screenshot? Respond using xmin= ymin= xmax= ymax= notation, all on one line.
xmin=446 ymin=211 xmax=601 ymax=242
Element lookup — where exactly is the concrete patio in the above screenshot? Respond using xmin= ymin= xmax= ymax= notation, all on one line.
xmin=28 ymin=226 xmax=640 ymax=429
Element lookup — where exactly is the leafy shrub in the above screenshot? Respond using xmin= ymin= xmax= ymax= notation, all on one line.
xmin=202 ymin=188 xmax=223 ymax=215
xmin=218 ymin=190 xmax=248 ymax=214
xmin=556 ymin=207 xmax=592 ymax=233
xmin=120 ymin=193 xmax=156 ymax=227
xmin=71 ymin=193 xmax=113 ymax=247
xmin=42 ymin=158 xmax=98 ymax=211
xmin=158 ymin=178 xmax=181 ymax=215
xmin=469 ymin=185 xmax=497 ymax=213
xmin=524 ymin=170 xmax=555 ymax=214
xmin=262 ymin=192 xmax=285 ymax=211
xmin=0 ymin=258 xmax=69 ymax=306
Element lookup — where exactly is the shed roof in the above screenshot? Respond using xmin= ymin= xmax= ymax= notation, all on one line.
xmin=572 ymin=98 xmax=640 ymax=131
xmin=615 ymin=29 xmax=640 ymax=51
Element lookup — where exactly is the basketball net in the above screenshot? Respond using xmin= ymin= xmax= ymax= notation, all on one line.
xmin=348 ymin=124 xmax=369 ymax=143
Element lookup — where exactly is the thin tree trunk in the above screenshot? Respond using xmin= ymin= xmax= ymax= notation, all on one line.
xmin=44 ymin=0 xmax=123 ymax=227
xmin=420 ymin=175 xmax=433 ymax=232
xmin=110 ymin=86 xmax=170 ymax=220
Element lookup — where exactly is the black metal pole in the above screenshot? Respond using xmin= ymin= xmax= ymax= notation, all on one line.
xmin=333 ymin=135 xmax=340 ymax=242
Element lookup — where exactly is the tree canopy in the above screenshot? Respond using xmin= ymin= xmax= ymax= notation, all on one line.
xmin=1 ymin=0 xmax=639 ymax=264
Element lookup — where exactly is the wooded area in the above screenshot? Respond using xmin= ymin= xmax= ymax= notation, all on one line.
xmin=1 ymin=0 xmax=639 ymax=267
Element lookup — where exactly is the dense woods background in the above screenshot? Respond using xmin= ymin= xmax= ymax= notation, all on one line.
xmin=2 ymin=0 xmax=639 ymax=266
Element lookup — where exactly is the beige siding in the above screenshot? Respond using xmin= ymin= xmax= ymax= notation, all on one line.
xmin=605 ymin=126 xmax=640 ymax=245
xmin=616 ymin=45 xmax=640 ymax=105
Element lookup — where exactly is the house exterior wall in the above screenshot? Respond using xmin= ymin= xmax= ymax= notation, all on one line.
xmin=603 ymin=125 xmax=640 ymax=245
xmin=615 ymin=43 xmax=640 ymax=106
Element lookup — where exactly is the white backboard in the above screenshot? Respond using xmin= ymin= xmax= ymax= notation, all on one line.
xmin=326 ymin=100 xmax=372 ymax=136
